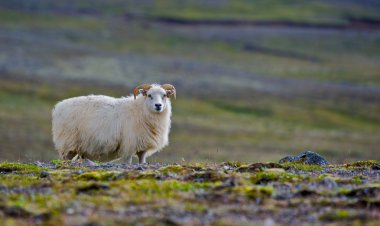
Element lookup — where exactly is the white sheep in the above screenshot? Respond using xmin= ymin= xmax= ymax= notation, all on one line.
xmin=52 ymin=83 xmax=176 ymax=164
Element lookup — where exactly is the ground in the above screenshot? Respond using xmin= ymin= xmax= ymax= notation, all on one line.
xmin=1 ymin=0 xmax=380 ymax=163
xmin=0 ymin=160 xmax=379 ymax=225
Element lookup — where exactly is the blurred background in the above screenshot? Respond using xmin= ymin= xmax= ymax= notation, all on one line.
xmin=0 ymin=0 xmax=379 ymax=163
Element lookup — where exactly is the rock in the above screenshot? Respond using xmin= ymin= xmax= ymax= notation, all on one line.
xmin=34 ymin=161 xmax=43 ymax=167
xmin=318 ymin=177 xmax=338 ymax=190
xmin=279 ymin=151 xmax=329 ymax=166
xmin=372 ymin=164 xmax=380 ymax=170
xmin=81 ymin=159 xmax=98 ymax=167
xmin=345 ymin=187 xmax=379 ymax=198
xmin=39 ymin=171 xmax=49 ymax=178
xmin=76 ymin=183 xmax=110 ymax=194
xmin=0 ymin=205 xmax=32 ymax=217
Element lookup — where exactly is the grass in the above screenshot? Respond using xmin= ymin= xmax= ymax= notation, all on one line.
xmin=1 ymin=2 xmax=380 ymax=85
xmin=0 ymin=76 xmax=379 ymax=163
xmin=126 ymin=0 xmax=380 ymax=24
xmin=0 ymin=10 xmax=106 ymax=30
xmin=3 ymin=0 xmax=380 ymax=24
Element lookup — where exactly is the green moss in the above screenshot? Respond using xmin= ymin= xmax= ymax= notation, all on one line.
xmin=184 ymin=203 xmax=208 ymax=212
xmin=233 ymin=185 xmax=274 ymax=199
xmin=0 ymin=174 xmax=42 ymax=186
xmin=345 ymin=160 xmax=379 ymax=168
xmin=317 ymin=174 xmax=337 ymax=181
xmin=281 ymin=163 xmax=324 ymax=171
xmin=350 ymin=176 xmax=365 ymax=185
xmin=51 ymin=159 xmax=63 ymax=165
xmin=250 ymin=169 xmax=299 ymax=184
xmin=0 ymin=218 xmax=31 ymax=226
xmin=158 ymin=165 xmax=190 ymax=175
xmin=75 ymin=171 xmax=120 ymax=181
xmin=0 ymin=162 xmax=44 ymax=173
xmin=119 ymin=179 xmax=215 ymax=201
xmin=137 ymin=172 xmax=158 ymax=180
xmin=188 ymin=170 xmax=227 ymax=182
xmin=319 ymin=209 xmax=361 ymax=221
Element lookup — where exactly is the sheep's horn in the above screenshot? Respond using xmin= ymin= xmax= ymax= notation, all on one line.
xmin=133 ymin=84 xmax=151 ymax=99
xmin=161 ymin=84 xmax=176 ymax=99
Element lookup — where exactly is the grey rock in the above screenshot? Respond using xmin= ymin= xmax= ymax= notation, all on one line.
xmin=279 ymin=151 xmax=329 ymax=166
xmin=82 ymin=159 xmax=98 ymax=167
xmin=34 ymin=161 xmax=44 ymax=167
xmin=318 ymin=177 xmax=338 ymax=190
xmin=39 ymin=171 xmax=49 ymax=178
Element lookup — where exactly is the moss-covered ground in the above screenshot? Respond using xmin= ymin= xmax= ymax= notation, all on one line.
xmin=1 ymin=1 xmax=380 ymax=163
xmin=0 ymin=160 xmax=379 ymax=225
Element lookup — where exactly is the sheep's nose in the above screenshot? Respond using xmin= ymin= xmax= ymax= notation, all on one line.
xmin=155 ymin=104 xmax=162 ymax=108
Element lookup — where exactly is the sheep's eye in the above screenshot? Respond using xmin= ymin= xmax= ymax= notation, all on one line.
xmin=148 ymin=94 xmax=152 ymax=98
xmin=163 ymin=94 xmax=167 ymax=98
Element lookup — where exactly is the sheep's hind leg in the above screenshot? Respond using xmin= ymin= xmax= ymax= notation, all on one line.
xmin=126 ymin=155 xmax=133 ymax=165
xmin=137 ymin=151 xmax=147 ymax=164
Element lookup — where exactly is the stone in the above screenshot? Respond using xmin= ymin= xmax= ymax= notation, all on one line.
xmin=279 ymin=151 xmax=329 ymax=166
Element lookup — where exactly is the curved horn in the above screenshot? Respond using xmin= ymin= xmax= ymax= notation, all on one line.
xmin=161 ymin=84 xmax=176 ymax=99
xmin=133 ymin=83 xmax=151 ymax=99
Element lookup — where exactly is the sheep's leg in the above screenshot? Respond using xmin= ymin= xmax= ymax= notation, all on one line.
xmin=126 ymin=155 xmax=133 ymax=165
xmin=137 ymin=151 xmax=147 ymax=164
xmin=71 ymin=154 xmax=80 ymax=161
xmin=120 ymin=155 xmax=133 ymax=164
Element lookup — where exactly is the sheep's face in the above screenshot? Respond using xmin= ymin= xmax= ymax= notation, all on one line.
xmin=143 ymin=87 xmax=168 ymax=113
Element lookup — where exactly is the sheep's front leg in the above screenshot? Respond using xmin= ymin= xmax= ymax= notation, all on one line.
xmin=137 ymin=151 xmax=147 ymax=164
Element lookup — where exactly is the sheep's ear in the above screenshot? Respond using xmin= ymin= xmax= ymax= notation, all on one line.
xmin=161 ymin=84 xmax=176 ymax=99
xmin=139 ymin=89 xmax=147 ymax=96
xmin=133 ymin=84 xmax=151 ymax=99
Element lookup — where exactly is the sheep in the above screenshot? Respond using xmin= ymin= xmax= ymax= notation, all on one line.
xmin=52 ymin=83 xmax=176 ymax=164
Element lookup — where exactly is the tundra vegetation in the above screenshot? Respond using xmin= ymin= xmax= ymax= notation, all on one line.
xmin=0 ymin=160 xmax=379 ymax=225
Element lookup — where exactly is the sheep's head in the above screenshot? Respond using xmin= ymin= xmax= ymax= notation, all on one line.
xmin=133 ymin=83 xmax=176 ymax=113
